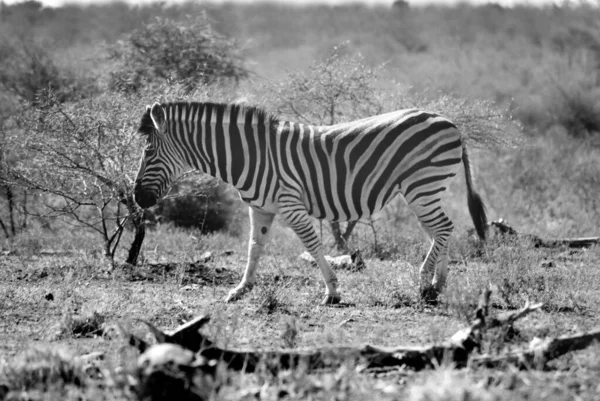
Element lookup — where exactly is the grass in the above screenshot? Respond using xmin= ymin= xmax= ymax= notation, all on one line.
xmin=1 ymin=222 xmax=600 ymax=400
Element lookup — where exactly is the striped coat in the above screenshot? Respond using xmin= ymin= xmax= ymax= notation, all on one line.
xmin=134 ymin=102 xmax=486 ymax=305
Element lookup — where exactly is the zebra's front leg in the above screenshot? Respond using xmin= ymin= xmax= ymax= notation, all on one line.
xmin=278 ymin=193 xmax=341 ymax=305
xmin=225 ymin=206 xmax=275 ymax=303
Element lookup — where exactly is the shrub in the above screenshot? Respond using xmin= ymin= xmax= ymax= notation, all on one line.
xmin=266 ymin=43 xmax=385 ymax=126
xmin=549 ymin=84 xmax=600 ymax=139
xmin=109 ymin=14 xmax=248 ymax=93
xmin=0 ymin=37 xmax=97 ymax=103
xmin=3 ymin=89 xmax=145 ymax=263
xmin=149 ymin=177 xmax=236 ymax=234
xmin=411 ymin=92 xmax=526 ymax=149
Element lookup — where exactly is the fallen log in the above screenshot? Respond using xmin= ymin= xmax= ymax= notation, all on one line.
xmin=122 ymin=290 xmax=600 ymax=401
xmin=125 ymin=288 xmax=491 ymax=373
xmin=488 ymin=219 xmax=600 ymax=249
xmin=473 ymin=328 xmax=600 ymax=369
xmin=124 ymin=292 xmax=598 ymax=375
xmin=126 ymin=318 xmax=482 ymax=373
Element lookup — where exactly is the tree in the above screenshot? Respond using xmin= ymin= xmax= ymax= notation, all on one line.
xmin=267 ymin=44 xmax=387 ymax=251
xmin=0 ymin=33 xmax=98 ymax=239
xmin=3 ymin=90 xmax=145 ymax=264
xmin=108 ymin=14 xmax=248 ymax=93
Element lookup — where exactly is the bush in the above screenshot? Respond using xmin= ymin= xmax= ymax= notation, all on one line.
xmin=550 ymin=85 xmax=600 ymax=139
xmin=108 ymin=14 xmax=248 ymax=93
xmin=3 ymin=89 xmax=145 ymax=262
xmin=150 ymin=178 xmax=236 ymax=234
xmin=266 ymin=43 xmax=385 ymax=125
xmin=0 ymin=37 xmax=97 ymax=103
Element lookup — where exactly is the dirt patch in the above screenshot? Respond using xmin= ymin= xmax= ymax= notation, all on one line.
xmin=116 ymin=262 xmax=239 ymax=286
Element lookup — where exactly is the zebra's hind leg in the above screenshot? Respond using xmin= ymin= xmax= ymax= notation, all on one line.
xmin=411 ymin=200 xmax=454 ymax=305
xmin=225 ymin=206 xmax=275 ymax=303
xmin=278 ymin=192 xmax=341 ymax=305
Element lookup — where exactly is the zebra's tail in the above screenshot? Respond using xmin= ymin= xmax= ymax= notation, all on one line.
xmin=462 ymin=142 xmax=487 ymax=240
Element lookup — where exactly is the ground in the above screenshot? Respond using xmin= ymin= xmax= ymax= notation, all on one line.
xmin=1 ymin=222 xmax=600 ymax=400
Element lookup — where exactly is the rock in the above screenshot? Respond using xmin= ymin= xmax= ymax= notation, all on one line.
xmin=300 ymin=249 xmax=366 ymax=272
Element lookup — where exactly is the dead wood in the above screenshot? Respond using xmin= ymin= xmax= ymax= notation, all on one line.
xmin=489 ymin=219 xmax=600 ymax=248
xmin=486 ymin=301 xmax=543 ymax=330
xmin=127 ymin=289 xmax=493 ymax=374
xmin=121 ymin=316 xmax=213 ymax=354
xmin=123 ymin=298 xmax=598 ymax=376
xmin=473 ymin=328 xmax=600 ymax=369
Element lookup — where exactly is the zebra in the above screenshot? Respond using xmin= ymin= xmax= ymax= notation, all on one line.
xmin=133 ymin=101 xmax=487 ymax=305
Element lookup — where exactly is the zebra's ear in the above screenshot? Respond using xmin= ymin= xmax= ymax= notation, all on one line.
xmin=149 ymin=102 xmax=166 ymax=131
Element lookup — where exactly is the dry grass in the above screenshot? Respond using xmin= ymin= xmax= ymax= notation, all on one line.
xmin=1 ymin=225 xmax=600 ymax=400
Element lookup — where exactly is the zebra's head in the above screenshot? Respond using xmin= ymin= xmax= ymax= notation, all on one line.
xmin=134 ymin=102 xmax=184 ymax=209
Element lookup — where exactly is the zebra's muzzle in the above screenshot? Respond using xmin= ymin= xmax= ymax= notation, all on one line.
xmin=134 ymin=187 xmax=158 ymax=209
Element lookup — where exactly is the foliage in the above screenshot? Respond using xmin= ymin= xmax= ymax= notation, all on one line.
xmin=407 ymin=91 xmax=526 ymax=149
xmin=548 ymin=83 xmax=600 ymax=139
xmin=0 ymin=30 xmax=98 ymax=240
xmin=149 ymin=177 xmax=237 ymax=234
xmin=3 ymin=89 xmax=143 ymax=261
xmin=0 ymin=36 xmax=97 ymax=104
xmin=108 ymin=15 xmax=248 ymax=93
xmin=267 ymin=43 xmax=385 ymax=125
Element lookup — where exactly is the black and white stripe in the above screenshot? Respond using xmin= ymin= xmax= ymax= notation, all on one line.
xmin=134 ymin=101 xmax=487 ymax=304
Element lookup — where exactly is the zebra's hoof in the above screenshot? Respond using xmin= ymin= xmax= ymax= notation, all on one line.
xmin=224 ymin=292 xmax=239 ymax=303
xmin=224 ymin=284 xmax=253 ymax=303
xmin=420 ymin=287 xmax=439 ymax=306
xmin=321 ymin=293 xmax=342 ymax=306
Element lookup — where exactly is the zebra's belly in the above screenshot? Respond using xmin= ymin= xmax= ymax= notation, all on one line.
xmin=238 ymin=191 xmax=279 ymax=214
xmin=304 ymin=185 xmax=404 ymax=222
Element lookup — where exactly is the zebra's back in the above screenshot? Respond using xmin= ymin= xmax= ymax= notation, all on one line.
xmin=272 ymin=109 xmax=464 ymax=221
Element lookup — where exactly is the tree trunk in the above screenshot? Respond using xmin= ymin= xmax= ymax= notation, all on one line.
xmin=0 ymin=216 xmax=9 ymax=238
xmin=126 ymin=209 xmax=146 ymax=265
xmin=21 ymin=190 xmax=27 ymax=229
xmin=4 ymin=184 xmax=15 ymax=236
xmin=330 ymin=221 xmax=358 ymax=252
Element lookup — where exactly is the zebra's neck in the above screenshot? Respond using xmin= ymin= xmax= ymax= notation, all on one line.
xmin=165 ymin=102 xmax=276 ymax=190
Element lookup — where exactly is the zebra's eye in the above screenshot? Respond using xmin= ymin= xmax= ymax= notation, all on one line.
xmin=145 ymin=143 xmax=156 ymax=155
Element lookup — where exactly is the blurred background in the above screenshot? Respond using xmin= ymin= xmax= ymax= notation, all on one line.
xmin=1 ymin=0 xmax=599 ymax=260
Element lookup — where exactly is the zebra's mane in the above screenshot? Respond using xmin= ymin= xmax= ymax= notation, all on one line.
xmin=137 ymin=101 xmax=279 ymax=137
